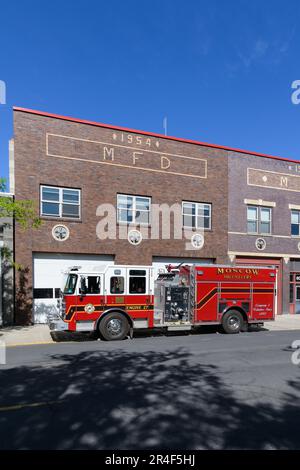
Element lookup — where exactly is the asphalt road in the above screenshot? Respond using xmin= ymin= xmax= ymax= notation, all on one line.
xmin=1 ymin=328 xmax=300 ymax=450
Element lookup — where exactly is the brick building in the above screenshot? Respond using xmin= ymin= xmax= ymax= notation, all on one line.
xmin=10 ymin=107 xmax=300 ymax=324
xmin=12 ymin=107 xmax=229 ymax=324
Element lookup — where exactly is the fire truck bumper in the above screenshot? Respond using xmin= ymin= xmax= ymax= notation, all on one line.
xmin=48 ymin=319 xmax=68 ymax=332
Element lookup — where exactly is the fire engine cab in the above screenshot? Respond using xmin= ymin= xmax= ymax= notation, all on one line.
xmin=49 ymin=263 xmax=277 ymax=340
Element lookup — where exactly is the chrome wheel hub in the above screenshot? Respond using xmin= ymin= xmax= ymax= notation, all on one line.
xmin=107 ymin=318 xmax=122 ymax=336
xmin=229 ymin=316 xmax=240 ymax=330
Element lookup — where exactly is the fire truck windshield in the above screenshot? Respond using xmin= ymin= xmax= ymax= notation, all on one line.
xmin=63 ymin=274 xmax=78 ymax=294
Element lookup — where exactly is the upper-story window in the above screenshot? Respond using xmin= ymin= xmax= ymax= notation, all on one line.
xmin=247 ymin=206 xmax=271 ymax=234
xmin=117 ymin=194 xmax=151 ymax=225
xmin=291 ymin=210 xmax=300 ymax=236
xmin=41 ymin=185 xmax=81 ymax=219
xmin=182 ymin=202 xmax=211 ymax=230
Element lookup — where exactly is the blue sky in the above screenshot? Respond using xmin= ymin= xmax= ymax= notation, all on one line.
xmin=1 ymin=0 xmax=300 ymax=189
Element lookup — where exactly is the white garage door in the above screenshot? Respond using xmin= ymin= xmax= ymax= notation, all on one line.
xmin=152 ymin=256 xmax=214 ymax=279
xmin=33 ymin=253 xmax=114 ymax=324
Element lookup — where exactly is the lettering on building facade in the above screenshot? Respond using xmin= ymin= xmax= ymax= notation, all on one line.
xmin=46 ymin=133 xmax=207 ymax=179
xmin=247 ymin=168 xmax=300 ymax=193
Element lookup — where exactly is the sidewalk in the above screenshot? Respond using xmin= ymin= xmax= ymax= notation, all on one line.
xmin=0 ymin=325 xmax=54 ymax=346
xmin=0 ymin=315 xmax=300 ymax=346
xmin=262 ymin=314 xmax=300 ymax=331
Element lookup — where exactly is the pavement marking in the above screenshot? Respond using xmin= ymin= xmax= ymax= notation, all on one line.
xmin=6 ymin=341 xmax=59 ymax=348
xmin=0 ymin=400 xmax=65 ymax=412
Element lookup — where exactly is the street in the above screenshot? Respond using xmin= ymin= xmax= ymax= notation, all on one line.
xmin=0 ymin=329 xmax=300 ymax=450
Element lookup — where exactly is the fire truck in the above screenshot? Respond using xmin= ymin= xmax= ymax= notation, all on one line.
xmin=49 ymin=263 xmax=277 ymax=340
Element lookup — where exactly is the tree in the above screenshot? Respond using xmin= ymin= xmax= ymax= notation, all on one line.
xmin=0 ymin=178 xmax=42 ymax=268
xmin=0 ymin=178 xmax=41 ymax=229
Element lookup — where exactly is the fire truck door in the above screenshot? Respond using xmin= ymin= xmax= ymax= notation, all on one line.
xmin=105 ymin=267 xmax=127 ymax=306
xmin=77 ymin=274 xmax=104 ymax=312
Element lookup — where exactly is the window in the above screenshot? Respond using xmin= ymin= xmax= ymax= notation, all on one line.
xmin=117 ymin=194 xmax=151 ymax=225
xmin=247 ymin=206 xmax=271 ymax=234
xmin=41 ymin=186 xmax=80 ymax=219
xmin=129 ymin=269 xmax=146 ymax=294
xmin=80 ymin=276 xmax=101 ymax=294
xmin=33 ymin=288 xmax=53 ymax=299
xmin=291 ymin=210 xmax=300 ymax=236
xmin=182 ymin=202 xmax=211 ymax=230
xmin=63 ymin=274 xmax=77 ymax=294
xmin=110 ymin=276 xmax=125 ymax=294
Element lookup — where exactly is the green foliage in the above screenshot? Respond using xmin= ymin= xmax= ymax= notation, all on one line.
xmin=0 ymin=178 xmax=42 ymax=229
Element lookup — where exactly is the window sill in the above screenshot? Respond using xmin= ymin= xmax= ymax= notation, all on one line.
xmin=246 ymin=233 xmax=272 ymax=237
xmin=41 ymin=216 xmax=82 ymax=223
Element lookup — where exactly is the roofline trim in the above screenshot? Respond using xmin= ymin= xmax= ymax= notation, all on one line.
xmin=13 ymin=106 xmax=299 ymax=165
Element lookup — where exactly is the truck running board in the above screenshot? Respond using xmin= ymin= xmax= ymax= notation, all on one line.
xmin=167 ymin=325 xmax=192 ymax=331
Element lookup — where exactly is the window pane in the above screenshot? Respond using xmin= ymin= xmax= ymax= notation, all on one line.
xmin=118 ymin=209 xmax=133 ymax=223
xmin=62 ymin=204 xmax=80 ymax=218
xmin=290 ymin=283 xmax=294 ymax=303
xmin=291 ymin=211 xmax=300 ymax=224
xmin=247 ymin=221 xmax=257 ymax=233
xmin=42 ymin=187 xmax=59 ymax=201
xmin=197 ymin=216 xmax=204 ymax=228
xmin=64 ymin=274 xmax=77 ymax=294
xmin=135 ymin=210 xmax=149 ymax=224
xmin=42 ymin=202 xmax=60 ymax=216
xmin=63 ymin=189 xmax=79 ymax=203
xmin=129 ymin=270 xmax=146 ymax=276
xmin=183 ymin=203 xmax=195 ymax=215
xmin=129 ymin=276 xmax=146 ymax=294
xmin=292 ymin=224 xmax=299 ymax=236
xmin=33 ymin=288 xmax=53 ymax=299
xmin=247 ymin=207 xmax=257 ymax=221
xmin=86 ymin=276 xmax=100 ymax=294
xmin=183 ymin=214 xmax=195 ymax=228
xmin=118 ymin=195 xmax=133 ymax=209
xmin=136 ymin=198 xmax=150 ymax=210
xmin=203 ymin=217 xmax=210 ymax=229
xmin=260 ymin=222 xmax=270 ymax=234
xmin=110 ymin=276 xmax=124 ymax=294
xmin=260 ymin=208 xmax=271 ymax=222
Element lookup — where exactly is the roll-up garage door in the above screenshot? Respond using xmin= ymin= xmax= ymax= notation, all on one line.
xmin=33 ymin=253 xmax=114 ymax=323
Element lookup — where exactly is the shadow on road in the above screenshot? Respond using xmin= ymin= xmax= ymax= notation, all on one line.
xmin=0 ymin=347 xmax=299 ymax=450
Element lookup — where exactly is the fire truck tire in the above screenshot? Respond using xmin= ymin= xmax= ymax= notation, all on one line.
xmin=222 ymin=310 xmax=243 ymax=334
xmin=98 ymin=312 xmax=130 ymax=341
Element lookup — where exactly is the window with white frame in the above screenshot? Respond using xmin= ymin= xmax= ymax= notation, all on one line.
xmin=247 ymin=206 xmax=271 ymax=234
xmin=291 ymin=210 xmax=300 ymax=236
xmin=41 ymin=186 xmax=81 ymax=219
xmin=117 ymin=194 xmax=151 ymax=225
xmin=182 ymin=202 xmax=211 ymax=230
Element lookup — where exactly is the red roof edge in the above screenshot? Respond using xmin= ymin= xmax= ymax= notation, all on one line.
xmin=13 ymin=106 xmax=299 ymax=165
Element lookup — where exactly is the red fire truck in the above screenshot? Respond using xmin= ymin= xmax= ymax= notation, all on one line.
xmin=49 ymin=264 xmax=277 ymax=340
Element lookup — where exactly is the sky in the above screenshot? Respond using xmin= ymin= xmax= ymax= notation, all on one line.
xmin=1 ymin=0 xmax=300 ymax=190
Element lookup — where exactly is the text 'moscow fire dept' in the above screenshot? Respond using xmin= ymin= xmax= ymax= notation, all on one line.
xmin=9 ymin=107 xmax=300 ymax=324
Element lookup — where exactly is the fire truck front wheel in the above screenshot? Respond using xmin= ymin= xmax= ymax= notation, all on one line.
xmin=98 ymin=312 xmax=130 ymax=341
xmin=222 ymin=310 xmax=243 ymax=334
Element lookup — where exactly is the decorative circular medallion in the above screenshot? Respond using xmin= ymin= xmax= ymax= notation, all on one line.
xmin=191 ymin=233 xmax=204 ymax=250
xmin=84 ymin=303 xmax=95 ymax=314
xmin=52 ymin=224 xmax=70 ymax=241
xmin=128 ymin=229 xmax=142 ymax=246
xmin=255 ymin=237 xmax=266 ymax=251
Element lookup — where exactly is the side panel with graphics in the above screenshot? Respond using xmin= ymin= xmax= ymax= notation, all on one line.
xmin=251 ymin=282 xmax=275 ymax=320
xmin=195 ymin=282 xmax=218 ymax=322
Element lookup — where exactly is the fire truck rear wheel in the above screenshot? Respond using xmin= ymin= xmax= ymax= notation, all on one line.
xmin=222 ymin=310 xmax=243 ymax=334
xmin=98 ymin=312 xmax=130 ymax=341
